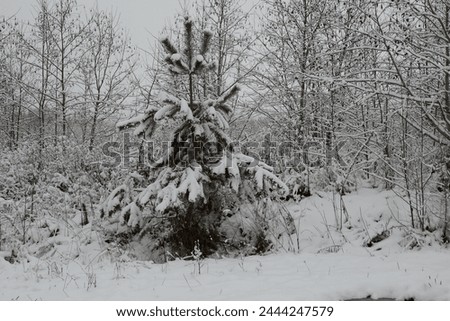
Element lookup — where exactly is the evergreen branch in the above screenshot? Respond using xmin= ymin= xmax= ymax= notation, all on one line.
xmin=200 ymin=30 xmax=213 ymax=56
xmin=169 ymin=53 xmax=190 ymax=73
xmin=183 ymin=17 xmax=194 ymax=68
xmin=160 ymin=37 xmax=178 ymax=55
xmin=216 ymin=104 xmax=233 ymax=115
xmin=216 ymin=85 xmax=240 ymax=105
xmin=192 ymin=55 xmax=207 ymax=74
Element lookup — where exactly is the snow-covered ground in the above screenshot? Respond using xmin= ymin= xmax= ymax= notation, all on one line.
xmin=1 ymin=188 xmax=449 ymax=300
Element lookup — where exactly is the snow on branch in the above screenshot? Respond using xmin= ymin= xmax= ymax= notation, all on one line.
xmin=169 ymin=53 xmax=189 ymax=73
xmin=160 ymin=37 xmax=178 ymax=55
xmin=117 ymin=112 xmax=151 ymax=131
xmin=200 ymin=29 xmax=213 ymax=56
xmin=155 ymin=183 xmax=179 ymax=212
xmin=192 ymin=55 xmax=208 ymax=74
xmin=216 ymin=103 xmax=233 ymax=115
xmin=206 ymin=106 xmax=229 ymax=129
xmin=180 ymin=99 xmax=193 ymax=120
xmin=102 ymin=184 xmax=127 ymax=217
xmin=253 ymin=166 xmax=289 ymax=195
xmin=208 ymin=123 xmax=233 ymax=146
xmin=158 ymin=92 xmax=179 ymax=105
xmin=216 ymin=85 xmax=240 ymax=106
xmin=177 ymin=167 xmax=207 ymax=203
xmin=183 ymin=17 xmax=194 ymax=64
xmin=235 ymin=153 xmax=273 ymax=171
xmin=154 ymin=104 xmax=179 ymax=121
xmin=133 ymin=166 xmax=209 ymax=216
xmin=121 ymin=202 xmax=142 ymax=227
xmin=135 ymin=117 xmax=157 ymax=138
xmin=211 ymin=153 xmax=241 ymax=191
xmin=117 ymin=107 xmax=158 ymax=138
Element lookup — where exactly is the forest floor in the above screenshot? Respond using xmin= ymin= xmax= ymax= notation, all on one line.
xmin=1 ymin=188 xmax=449 ymax=300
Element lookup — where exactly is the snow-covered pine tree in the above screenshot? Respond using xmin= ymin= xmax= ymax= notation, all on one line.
xmin=104 ymin=17 xmax=288 ymax=258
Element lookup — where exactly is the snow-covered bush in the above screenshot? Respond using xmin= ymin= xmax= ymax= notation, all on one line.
xmin=0 ymin=139 xmax=117 ymax=258
xmin=281 ymin=162 xmax=357 ymax=199
xmin=104 ymin=17 xmax=288 ymax=260
xmin=220 ymin=199 xmax=298 ymax=255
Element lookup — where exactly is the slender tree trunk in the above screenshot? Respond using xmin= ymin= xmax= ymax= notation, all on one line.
xmin=383 ymin=96 xmax=393 ymax=189
xmin=61 ymin=83 xmax=67 ymax=137
xmin=16 ymin=86 xmax=22 ymax=146
xmin=401 ymin=106 xmax=415 ymax=228
xmin=89 ymin=101 xmax=100 ymax=151
xmin=8 ymin=86 xmax=16 ymax=149
xmin=60 ymin=20 xmax=67 ymax=138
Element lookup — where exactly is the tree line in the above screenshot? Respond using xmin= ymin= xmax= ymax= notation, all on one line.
xmin=0 ymin=0 xmax=449 ymax=237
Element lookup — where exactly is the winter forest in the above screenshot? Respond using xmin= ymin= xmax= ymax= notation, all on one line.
xmin=1 ymin=0 xmax=450 ymax=300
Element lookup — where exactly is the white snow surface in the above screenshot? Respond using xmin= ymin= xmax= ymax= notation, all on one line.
xmin=1 ymin=188 xmax=450 ymax=300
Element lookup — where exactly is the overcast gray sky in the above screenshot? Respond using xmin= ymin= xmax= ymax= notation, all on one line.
xmin=2 ymin=0 xmax=184 ymax=49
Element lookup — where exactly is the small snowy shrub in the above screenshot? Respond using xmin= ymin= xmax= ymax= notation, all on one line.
xmin=281 ymin=162 xmax=356 ymax=199
xmin=0 ymin=140 xmax=115 ymax=258
xmin=220 ymin=199 xmax=298 ymax=255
